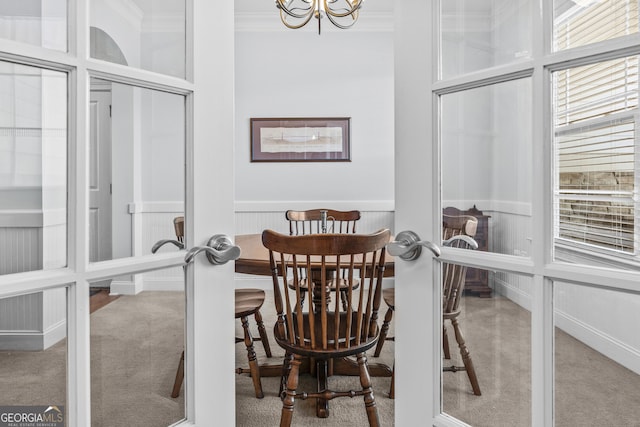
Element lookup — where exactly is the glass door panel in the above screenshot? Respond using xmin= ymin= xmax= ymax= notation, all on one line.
xmin=440 ymin=75 xmax=533 ymax=425
xmin=554 ymin=281 xmax=640 ymax=425
xmin=440 ymin=0 xmax=532 ymax=80
xmin=0 ymin=60 xmax=67 ymax=276
xmin=0 ymin=1 xmax=67 ymax=51
xmin=551 ymin=57 xmax=639 ymax=272
xmin=553 ymin=0 xmax=638 ymax=52
xmin=441 ymin=78 xmax=533 ymax=260
xmin=89 ymin=269 xmax=185 ymax=426
xmin=0 ymin=287 xmax=68 ymax=423
xmin=443 ymin=266 xmax=531 ymax=426
xmin=89 ymin=0 xmax=186 ymax=79
xmin=88 ymin=77 xmax=185 ymax=266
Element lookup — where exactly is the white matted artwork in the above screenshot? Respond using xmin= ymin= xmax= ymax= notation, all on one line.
xmin=250 ymin=117 xmax=350 ymax=162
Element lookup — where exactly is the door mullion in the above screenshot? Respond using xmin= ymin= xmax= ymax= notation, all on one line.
xmin=69 ymin=0 xmax=92 ymax=422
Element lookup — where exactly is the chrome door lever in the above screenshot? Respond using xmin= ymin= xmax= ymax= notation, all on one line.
xmin=387 ymin=230 xmax=441 ymax=261
xmin=184 ymin=234 xmax=241 ymax=265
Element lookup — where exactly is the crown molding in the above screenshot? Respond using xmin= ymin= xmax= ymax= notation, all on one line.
xmin=235 ymin=11 xmax=393 ymax=33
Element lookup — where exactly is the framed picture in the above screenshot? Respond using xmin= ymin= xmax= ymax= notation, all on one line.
xmin=250 ymin=117 xmax=351 ymax=162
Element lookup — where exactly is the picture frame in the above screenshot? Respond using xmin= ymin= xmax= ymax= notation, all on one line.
xmin=250 ymin=117 xmax=351 ymax=162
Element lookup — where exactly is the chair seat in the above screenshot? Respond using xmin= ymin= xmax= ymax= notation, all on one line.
xmin=235 ymin=288 xmax=266 ymax=318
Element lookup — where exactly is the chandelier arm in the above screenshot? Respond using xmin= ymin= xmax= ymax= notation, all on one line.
xmin=324 ymin=11 xmax=358 ymax=29
xmin=276 ymin=0 xmax=314 ymax=19
xmin=324 ymin=0 xmax=363 ymax=17
xmin=280 ymin=9 xmax=316 ymax=29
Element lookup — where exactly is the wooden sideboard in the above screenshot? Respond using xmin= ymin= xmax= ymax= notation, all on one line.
xmin=443 ymin=205 xmax=492 ymax=298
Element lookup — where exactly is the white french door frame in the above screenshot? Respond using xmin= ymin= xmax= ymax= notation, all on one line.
xmin=395 ymin=1 xmax=640 ymax=426
xmin=0 ymin=1 xmax=236 ymax=426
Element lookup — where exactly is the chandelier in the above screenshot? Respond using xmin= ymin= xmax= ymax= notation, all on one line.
xmin=275 ymin=0 xmax=365 ymax=35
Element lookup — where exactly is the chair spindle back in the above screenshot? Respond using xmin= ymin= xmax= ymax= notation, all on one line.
xmin=286 ymin=209 xmax=361 ymax=235
xmin=442 ymin=215 xmax=478 ymax=316
xmin=262 ymin=229 xmax=390 ymax=356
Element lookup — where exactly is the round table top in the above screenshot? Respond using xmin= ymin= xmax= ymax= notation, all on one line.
xmin=234 ymin=233 xmax=395 ymax=277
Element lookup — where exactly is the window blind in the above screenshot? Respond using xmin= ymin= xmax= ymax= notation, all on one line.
xmin=554 ymin=7 xmax=638 ymax=255
xmin=556 ymin=119 xmax=636 ymax=253
xmin=555 ymin=0 xmax=638 ymax=51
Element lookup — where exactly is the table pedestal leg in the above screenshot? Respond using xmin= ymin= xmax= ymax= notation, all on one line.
xmin=316 ymin=359 xmax=329 ymax=418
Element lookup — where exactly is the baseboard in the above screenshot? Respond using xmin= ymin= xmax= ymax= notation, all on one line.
xmin=494 ymin=277 xmax=640 ymax=376
xmin=493 ymin=277 xmax=532 ymax=311
xmin=110 ymin=279 xmax=141 ymax=295
xmin=0 ymin=320 xmax=67 ymax=351
xmin=555 ymin=310 xmax=640 ymax=376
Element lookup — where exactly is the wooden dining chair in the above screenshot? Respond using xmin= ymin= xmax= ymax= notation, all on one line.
xmin=263 ymin=228 xmax=391 ymax=427
xmin=285 ymin=208 xmax=361 ymax=235
xmin=166 ymin=217 xmax=272 ymax=399
xmin=285 ymin=209 xmax=361 ymax=310
xmin=374 ymin=214 xmax=482 ymax=396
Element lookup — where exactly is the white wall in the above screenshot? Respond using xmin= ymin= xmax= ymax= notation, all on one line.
xmin=234 ymin=29 xmax=394 ymax=207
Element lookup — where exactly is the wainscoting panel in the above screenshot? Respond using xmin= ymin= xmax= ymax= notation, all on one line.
xmin=0 ymin=226 xmax=42 ymax=275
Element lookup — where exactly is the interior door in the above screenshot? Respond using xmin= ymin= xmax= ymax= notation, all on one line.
xmin=395 ymin=1 xmax=640 ymax=426
xmin=392 ymin=2 xmax=440 ymax=424
xmin=88 ymin=88 xmax=112 ymax=265
xmin=0 ymin=1 xmax=236 ymax=426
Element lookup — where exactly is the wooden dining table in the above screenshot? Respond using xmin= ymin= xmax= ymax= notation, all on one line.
xmin=235 ymin=233 xmax=396 ymax=278
xmin=234 ymin=233 xmax=395 ymax=416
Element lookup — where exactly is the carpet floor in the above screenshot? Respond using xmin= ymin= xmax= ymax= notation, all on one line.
xmin=1 ymin=290 xmax=640 ymax=426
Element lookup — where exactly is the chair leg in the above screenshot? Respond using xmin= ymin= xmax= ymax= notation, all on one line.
xmin=279 ymin=352 xmax=293 ymax=400
xmin=374 ymin=307 xmax=393 ymax=357
xmin=254 ymin=309 xmax=272 ymax=357
xmin=389 ymin=362 xmax=395 ymax=399
xmin=451 ymin=317 xmax=481 ymax=396
xmin=443 ymin=324 xmax=451 ymax=359
xmin=171 ymin=350 xmax=184 ymax=398
xmin=241 ymin=315 xmax=264 ymax=399
xmin=356 ymin=352 xmax=380 ymax=427
xmin=280 ymin=355 xmax=302 ymax=427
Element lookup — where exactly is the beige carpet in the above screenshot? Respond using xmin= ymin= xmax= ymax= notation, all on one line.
xmin=2 ymin=291 xmax=640 ymax=426
xmin=235 ymin=291 xmax=395 ymax=427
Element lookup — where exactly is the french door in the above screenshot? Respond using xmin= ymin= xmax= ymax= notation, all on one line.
xmin=0 ymin=1 xmax=235 ymax=426
xmin=394 ymin=1 xmax=640 ymax=426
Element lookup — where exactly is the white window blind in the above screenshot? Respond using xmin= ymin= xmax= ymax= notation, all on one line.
xmin=554 ymin=51 xmax=638 ymax=254
xmin=554 ymin=0 xmax=639 ymax=51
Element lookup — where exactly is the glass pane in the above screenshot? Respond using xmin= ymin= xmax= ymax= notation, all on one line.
xmin=443 ymin=267 xmax=531 ymax=426
xmin=552 ymin=58 xmax=638 ymax=271
xmin=441 ymin=78 xmax=533 ymax=267
xmin=0 ymin=60 xmax=67 ymax=276
xmin=90 ymin=0 xmax=186 ymax=79
xmin=88 ymin=77 xmax=185 ymax=263
xmin=440 ymin=0 xmax=532 ymax=80
xmin=90 ymin=268 xmax=185 ymax=426
xmin=553 ymin=0 xmax=638 ymax=52
xmin=0 ymin=1 xmax=67 ymax=51
xmin=0 ymin=288 xmax=68 ymax=424
xmin=554 ymin=281 xmax=640 ymax=425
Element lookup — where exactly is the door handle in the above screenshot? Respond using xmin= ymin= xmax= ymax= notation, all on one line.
xmin=151 ymin=239 xmax=185 ymax=253
xmin=184 ymin=234 xmax=241 ymax=265
xmin=387 ymin=230 xmax=441 ymax=261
